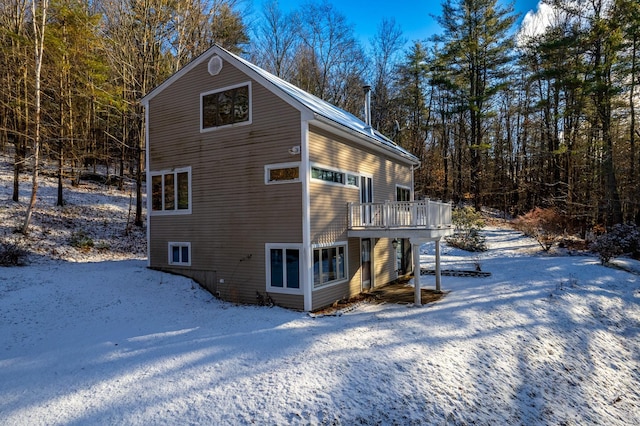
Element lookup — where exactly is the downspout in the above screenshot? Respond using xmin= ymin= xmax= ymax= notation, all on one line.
xmin=144 ymin=101 xmax=151 ymax=268
xmin=301 ymin=121 xmax=312 ymax=311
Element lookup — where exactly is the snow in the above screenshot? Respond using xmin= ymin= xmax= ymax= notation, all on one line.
xmin=1 ymin=160 xmax=640 ymax=425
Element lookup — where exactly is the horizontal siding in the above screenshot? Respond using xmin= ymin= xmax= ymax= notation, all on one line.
xmin=148 ymin=55 xmax=304 ymax=309
xmin=308 ymin=126 xmax=413 ymax=305
xmin=374 ymin=238 xmax=397 ymax=288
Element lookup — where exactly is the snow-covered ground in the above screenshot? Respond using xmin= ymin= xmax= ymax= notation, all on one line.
xmin=1 ymin=158 xmax=639 ymax=425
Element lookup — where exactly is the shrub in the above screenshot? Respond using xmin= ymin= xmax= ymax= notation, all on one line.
xmin=513 ymin=207 xmax=565 ymax=251
xmin=590 ymin=223 xmax=640 ymax=264
xmin=0 ymin=243 xmax=28 ymax=266
xmin=69 ymin=230 xmax=94 ymax=250
xmin=446 ymin=206 xmax=487 ymax=252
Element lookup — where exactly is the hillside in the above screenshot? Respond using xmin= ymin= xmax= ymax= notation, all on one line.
xmin=1 ymin=157 xmax=639 ymax=425
xmin=0 ymin=156 xmax=146 ymax=263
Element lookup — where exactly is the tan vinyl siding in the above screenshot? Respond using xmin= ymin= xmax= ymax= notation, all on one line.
xmin=148 ymin=56 xmax=304 ymax=310
xmin=308 ymin=125 xmax=413 ymax=307
xmin=374 ymin=238 xmax=397 ymax=286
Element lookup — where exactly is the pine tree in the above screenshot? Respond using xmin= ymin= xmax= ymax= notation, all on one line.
xmin=432 ymin=0 xmax=517 ymax=210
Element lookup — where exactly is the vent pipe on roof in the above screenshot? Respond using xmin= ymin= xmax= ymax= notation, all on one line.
xmin=363 ymin=84 xmax=372 ymax=129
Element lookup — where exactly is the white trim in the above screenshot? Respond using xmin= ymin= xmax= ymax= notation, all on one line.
xmin=395 ymin=184 xmax=411 ymax=202
xmin=310 ymin=117 xmax=419 ymax=166
xmin=312 ymin=241 xmax=349 ymax=290
xmin=359 ymin=173 xmax=374 ymax=201
xmin=168 ymin=242 xmax=191 ymax=266
xmin=265 ymin=243 xmax=304 ymax=295
xmin=310 ymin=162 xmax=361 ymax=189
xmin=301 ymin=121 xmax=312 ymax=311
xmin=264 ymin=162 xmax=301 ymax=184
xmin=200 ymin=81 xmax=252 ymax=132
xmin=360 ymin=238 xmax=375 ymax=291
xmin=149 ymin=167 xmax=192 ymax=215
xmin=145 ymin=104 xmax=151 ymax=267
xmin=411 ymin=165 xmax=417 ymax=202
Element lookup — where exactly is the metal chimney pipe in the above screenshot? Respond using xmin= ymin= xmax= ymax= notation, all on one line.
xmin=362 ymin=84 xmax=372 ymax=127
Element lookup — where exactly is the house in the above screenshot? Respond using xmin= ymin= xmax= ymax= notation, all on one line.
xmin=141 ymin=44 xmax=453 ymax=311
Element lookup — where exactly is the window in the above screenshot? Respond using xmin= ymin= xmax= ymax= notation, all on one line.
xmin=310 ymin=164 xmax=360 ymax=188
xmin=265 ymin=163 xmax=300 ymax=184
xmin=396 ymin=186 xmax=411 ymax=202
xmin=266 ymin=244 xmax=302 ymax=294
xmin=313 ymin=243 xmax=347 ymax=287
xmin=201 ymin=82 xmax=251 ymax=130
xmin=168 ymin=242 xmax=191 ymax=266
xmin=150 ymin=167 xmax=191 ymax=214
xmin=312 ymin=167 xmax=344 ymax=184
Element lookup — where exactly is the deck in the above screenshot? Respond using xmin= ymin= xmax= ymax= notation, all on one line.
xmin=347 ymin=200 xmax=453 ymax=240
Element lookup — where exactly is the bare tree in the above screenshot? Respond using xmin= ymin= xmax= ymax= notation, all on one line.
xmin=250 ymin=0 xmax=299 ymax=80
xmin=22 ymin=0 xmax=49 ymax=234
xmin=369 ymin=18 xmax=406 ymax=135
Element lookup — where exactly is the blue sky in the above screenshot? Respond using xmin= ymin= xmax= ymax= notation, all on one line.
xmin=264 ymin=0 xmax=542 ymax=46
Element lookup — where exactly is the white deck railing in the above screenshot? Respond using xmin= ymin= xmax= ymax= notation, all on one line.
xmin=348 ymin=200 xmax=452 ymax=230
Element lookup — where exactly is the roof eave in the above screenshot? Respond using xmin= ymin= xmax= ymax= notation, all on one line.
xmin=310 ymin=115 xmax=420 ymax=166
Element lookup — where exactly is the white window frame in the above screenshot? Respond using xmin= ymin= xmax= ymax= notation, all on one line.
xmin=150 ymin=167 xmax=192 ymax=215
xmin=312 ymin=241 xmax=348 ymax=289
xmin=200 ymin=81 xmax=252 ymax=132
xmin=310 ymin=162 xmax=360 ymax=189
xmin=396 ymin=184 xmax=412 ymax=202
xmin=265 ymin=243 xmax=303 ymax=295
xmin=265 ymin=162 xmax=301 ymax=184
xmin=168 ymin=242 xmax=191 ymax=266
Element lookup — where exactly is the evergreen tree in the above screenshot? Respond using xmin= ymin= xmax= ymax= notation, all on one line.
xmin=432 ymin=0 xmax=517 ymax=210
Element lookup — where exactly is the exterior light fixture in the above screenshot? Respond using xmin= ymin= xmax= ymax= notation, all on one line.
xmin=392 ymin=239 xmax=399 ymax=249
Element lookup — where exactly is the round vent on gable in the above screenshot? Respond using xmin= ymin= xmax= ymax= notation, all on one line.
xmin=208 ymin=55 xmax=223 ymax=76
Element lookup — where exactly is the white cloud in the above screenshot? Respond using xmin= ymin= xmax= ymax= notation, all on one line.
xmin=517 ymin=1 xmax=557 ymax=44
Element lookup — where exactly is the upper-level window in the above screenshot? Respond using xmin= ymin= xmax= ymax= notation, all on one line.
xmin=311 ymin=164 xmax=360 ymax=188
xmin=396 ymin=186 xmax=411 ymax=202
xmin=312 ymin=167 xmax=344 ymax=184
xmin=150 ymin=167 xmax=191 ymax=215
xmin=265 ymin=162 xmax=300 ymax=184
xmin=201 ymin=82 xmax=251 ymax=130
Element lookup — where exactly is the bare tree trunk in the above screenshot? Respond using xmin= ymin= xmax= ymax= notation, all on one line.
xmin=22 ymin=0 xmax=49 ymax=234
xmin=630 ymin=34 xmax=638 ymax=223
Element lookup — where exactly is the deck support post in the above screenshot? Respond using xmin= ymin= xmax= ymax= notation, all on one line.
xmin=435 ymin=238 xmax=442 ymax=293
xmin=413 ymin=242 xmax=421 ymax=306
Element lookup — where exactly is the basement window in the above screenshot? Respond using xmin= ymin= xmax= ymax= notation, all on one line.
xmin=168 ymin=242 xmax=191 ymax=266
xmin=313 ymin=243 xmax=347 ymax=288
xmin=266 ymin=244 xmax=302 ymax=294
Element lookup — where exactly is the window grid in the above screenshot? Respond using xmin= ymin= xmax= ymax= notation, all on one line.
xmin=201 ymin=83 xmax=251 ymax=130
xmin=150 ymin=168 xmax=191 ymax=215
xmin=168 ymin=242 xmax=191 ymax=266
xmin=313 ymin=244 xmax=347 ymax=287
xmin=266 ymin=244 xmax=302 ymax=294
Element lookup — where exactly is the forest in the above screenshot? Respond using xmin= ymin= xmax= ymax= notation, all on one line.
xmin=1 ymin=0 xmax=639 ymax=236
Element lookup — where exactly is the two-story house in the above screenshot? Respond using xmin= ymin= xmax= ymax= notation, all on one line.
xmin=141 ymin=44 xmax=452 ymax=311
